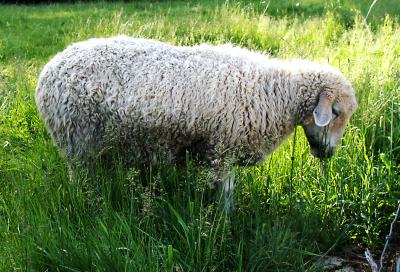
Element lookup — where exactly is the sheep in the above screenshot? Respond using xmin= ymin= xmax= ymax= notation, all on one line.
xmin=35 ymin=36 xmax=358 ymax=211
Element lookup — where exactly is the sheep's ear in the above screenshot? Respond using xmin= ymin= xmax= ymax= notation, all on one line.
xmin=313 ymin=92 xmax=333 ymax=127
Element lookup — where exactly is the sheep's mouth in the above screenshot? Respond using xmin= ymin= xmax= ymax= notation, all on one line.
xmin=309 ymin=142 xmax=335 ymax=159
xmin=311 ymin=146 xmax=335 ymax=159
xmin=304 ymin=127 xmax=335 ymax=159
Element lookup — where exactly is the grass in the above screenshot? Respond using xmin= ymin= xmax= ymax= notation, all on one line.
xmin=0 ymin=0 xmax=399 ymax=271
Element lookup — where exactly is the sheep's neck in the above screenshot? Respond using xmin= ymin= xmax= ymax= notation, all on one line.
xmin=263 ymin=71 xmax=299 ymax=142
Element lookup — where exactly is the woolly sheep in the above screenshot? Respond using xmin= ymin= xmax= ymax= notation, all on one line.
xmin=35 ymin=36 xmax=357 ymax=211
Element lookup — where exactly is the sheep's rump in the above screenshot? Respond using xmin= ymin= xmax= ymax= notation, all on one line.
xmin=35 ymin=37 xmax=272 ymax=165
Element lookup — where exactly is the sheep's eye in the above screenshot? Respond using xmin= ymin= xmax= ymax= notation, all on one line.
xmin=332 ymin=107 xmax=340 ymax=118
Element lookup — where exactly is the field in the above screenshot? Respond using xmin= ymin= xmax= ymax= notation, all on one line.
xmin=0 ymin=0 xmax=399 ymax=271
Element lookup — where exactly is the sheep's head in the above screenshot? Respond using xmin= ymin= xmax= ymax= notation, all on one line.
xmin=302 ymin=83 xmax=357 ymax=159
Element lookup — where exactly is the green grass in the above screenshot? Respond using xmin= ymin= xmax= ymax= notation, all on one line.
xmin=0 ymin=0 xmax=399 ymax=271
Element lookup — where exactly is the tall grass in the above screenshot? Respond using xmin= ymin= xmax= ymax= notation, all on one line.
xmin=0 ymin=1 xmax=399 ymax=270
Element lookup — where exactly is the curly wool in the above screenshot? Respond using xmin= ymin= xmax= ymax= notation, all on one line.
xmin=35 ymin=36 xmax=354 ymax=166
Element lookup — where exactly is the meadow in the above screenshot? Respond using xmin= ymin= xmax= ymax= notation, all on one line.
xmin=0 ymin=0 xmax=399 ymax=271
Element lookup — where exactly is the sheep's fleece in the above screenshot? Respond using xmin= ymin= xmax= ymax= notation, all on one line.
xmin=35 ymin=36 xmax=355 ymax=168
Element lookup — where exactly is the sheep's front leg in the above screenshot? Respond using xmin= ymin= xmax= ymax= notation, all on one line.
xmin=222 ymin=169 xmax=235 ymax=214
xmin=210 ymin=157 xmax=235 ymax=214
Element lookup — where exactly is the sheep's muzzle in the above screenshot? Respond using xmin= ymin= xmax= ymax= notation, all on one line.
xmin=304 ymin=128 xmax=336 ymax=159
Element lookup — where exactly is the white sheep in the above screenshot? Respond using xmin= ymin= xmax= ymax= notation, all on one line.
xmin=35 ymin=36 xmax=357 ymax=211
